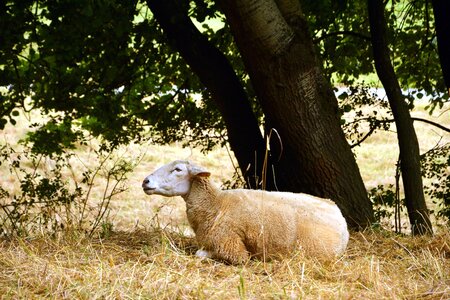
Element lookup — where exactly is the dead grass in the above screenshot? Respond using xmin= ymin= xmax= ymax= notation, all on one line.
xmin=0 ymin=102 xmax=449 ymax=299
xmin=0 ymin=228 xmax=449 ymax=299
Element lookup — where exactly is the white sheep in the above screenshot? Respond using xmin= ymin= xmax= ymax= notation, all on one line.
xmin=142 ymin=160 xmax=349 ymax=264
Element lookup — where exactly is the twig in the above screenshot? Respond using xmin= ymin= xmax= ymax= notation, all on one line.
xmin=350 ymin=126 xmax=377 ymax=148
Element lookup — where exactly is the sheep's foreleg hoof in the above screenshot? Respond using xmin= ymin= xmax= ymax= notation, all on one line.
xmin=195 ymin=249 xmax=212 ymax=259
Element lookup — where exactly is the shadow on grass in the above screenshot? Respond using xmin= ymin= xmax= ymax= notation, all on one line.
xmin=95 ymin=227 xmax=200 ymax=257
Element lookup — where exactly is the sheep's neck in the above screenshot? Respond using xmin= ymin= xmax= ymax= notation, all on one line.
xmin=183 ymin=177 xmax=220 ymax=233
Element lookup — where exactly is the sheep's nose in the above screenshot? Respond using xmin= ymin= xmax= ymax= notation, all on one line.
xmin=142 ymin=178 xmax=150 ymax=188
xmin=142 ymin=177 xmax=157 ymax=193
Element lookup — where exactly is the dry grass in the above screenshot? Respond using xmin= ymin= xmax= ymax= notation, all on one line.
xmin=1 ymin=228 xmax=449 ymax=299
xmin=0 ymin=102 xmax=449 ymax=299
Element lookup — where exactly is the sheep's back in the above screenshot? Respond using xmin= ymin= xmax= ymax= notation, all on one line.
xmin=219 ymin=189 xmax=349 ymax=258
xmin=222 ymin=188 xmax=344 ymax=225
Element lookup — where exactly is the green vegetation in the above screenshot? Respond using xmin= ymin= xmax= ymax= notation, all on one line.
xmin=0 ymin=0 xmax=449 ymax=297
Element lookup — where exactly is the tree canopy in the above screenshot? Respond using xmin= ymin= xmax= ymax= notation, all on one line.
xmin=1 ymin=0 xmax=449 ymax=231
xmin=1 ymin=0 xmax=227 ymax=154
xmin=1 ymin=0 xmax=447 ymax=150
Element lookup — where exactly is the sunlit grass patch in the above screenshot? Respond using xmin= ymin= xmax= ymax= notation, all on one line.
xmin=0 ymin=228 xmax=448 ymax=299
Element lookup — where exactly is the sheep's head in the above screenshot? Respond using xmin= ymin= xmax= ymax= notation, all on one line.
xmin=142 ymin=160 xmax=211 ymax=197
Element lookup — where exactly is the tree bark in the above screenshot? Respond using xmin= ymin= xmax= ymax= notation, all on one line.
xmin=368 ymin=0 xmax=433 ymax=235
xmin=146 ymin=0 xmax=275 ymax=189
xmin=219 ymin=0 xmax=374 ymax=228
xmin=431 ymin=0 xmax=450 ymax=94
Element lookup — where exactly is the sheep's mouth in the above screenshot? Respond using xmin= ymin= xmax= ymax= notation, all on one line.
xmin=143 ymin=187 xmax=156 ymax=194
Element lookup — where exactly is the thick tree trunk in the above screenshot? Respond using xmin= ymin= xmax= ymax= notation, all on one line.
xmin=431 ymin=0 xmax=450 ymax=94
xmin=219 ymin=0 xmax=374 ymax=228
xmin=368 ymin=0 xmax=433 ymax=235
xmin=146 ymin=0 xmax=275 ymax=189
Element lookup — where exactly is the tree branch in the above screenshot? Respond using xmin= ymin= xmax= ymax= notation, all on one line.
xmin=377 ymin=116 xmax=449 ymax=132
xmin=349 ymin=116 xmax=450 ymax=148
xmin=350 ymin=125 xmax=377 ymax=148
xmin=411 ymin=117 xmax=450 ymax=132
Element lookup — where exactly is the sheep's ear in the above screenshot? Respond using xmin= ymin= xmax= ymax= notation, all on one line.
xmin=189 ymin=165 xmax=211 ymax=177
xmin=196 ymin=171 xmax=211 ymax=177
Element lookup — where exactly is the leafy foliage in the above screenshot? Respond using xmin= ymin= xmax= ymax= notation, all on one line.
xmin=338 ymin=84 xmax=393 ymax=147
xmin=0 ymin=142 xmax=136 ymax=237
xmin=0 ymin=0 xmax=231 ymax=153
xmin=0 ymin=145 xmax=81 ymax=236
xmin=305 ymin=0 xmax=449 ymax=110
xmin=368 ymin=184 xmax=398 ymax=226
xmin=303 ymin=0 xmax=373 ymax=84
xmin=1 ymin=0 xmax=447 ymax=154
xmin=390 ymin=0 xmax=448 ymax=111
xmin=367 ymin=143 xmax=450 ymax=229
xmin=421 ymin=144 xmax=450 ymax=225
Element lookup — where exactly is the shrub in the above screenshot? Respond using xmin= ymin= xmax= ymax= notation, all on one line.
xmin=0 ymin=142 xmax=137 ymax=237
xmin=421 ymin=144 xmax=450 ymax=226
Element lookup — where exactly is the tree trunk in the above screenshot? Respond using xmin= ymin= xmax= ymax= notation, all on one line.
xmin=146 ymin=0 xmax=275 ymax=189
xmin=368 ymin=0 xmax=433 ymax=235
xmin=219 ymin=0 xmax=374 ymax=228
xmin=431 ymin=0 xmax=450 ymax=94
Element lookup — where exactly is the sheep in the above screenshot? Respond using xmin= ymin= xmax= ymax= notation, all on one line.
xmin=142 ymin=160 xmax=349 ymax=264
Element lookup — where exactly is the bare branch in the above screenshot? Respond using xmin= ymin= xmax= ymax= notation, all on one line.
xmin=411 ymin=117 xmax=450 ymax=132
xmin=350 ymin=125 xmax=377 ymax=148
xmin=349 ymin=116 xmax=450 ymax=148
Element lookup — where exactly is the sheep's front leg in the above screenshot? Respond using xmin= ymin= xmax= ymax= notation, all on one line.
xmin=200 ymin=233 xmax=250 ymax=265
xmin=195 ymin=249 xmax=212 ymax=259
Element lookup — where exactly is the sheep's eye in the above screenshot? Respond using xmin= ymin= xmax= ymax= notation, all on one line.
xmin=173 ymin=167 xmax=182 ymax=172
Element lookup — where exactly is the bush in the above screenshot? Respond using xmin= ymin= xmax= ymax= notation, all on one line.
xmin=421 ymin=143 xmax=450 ymax=225
xmin=368 ymin=143 xmax=450 ymax=231
xmin=0 ymin=143 xmax=137 ymax=237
